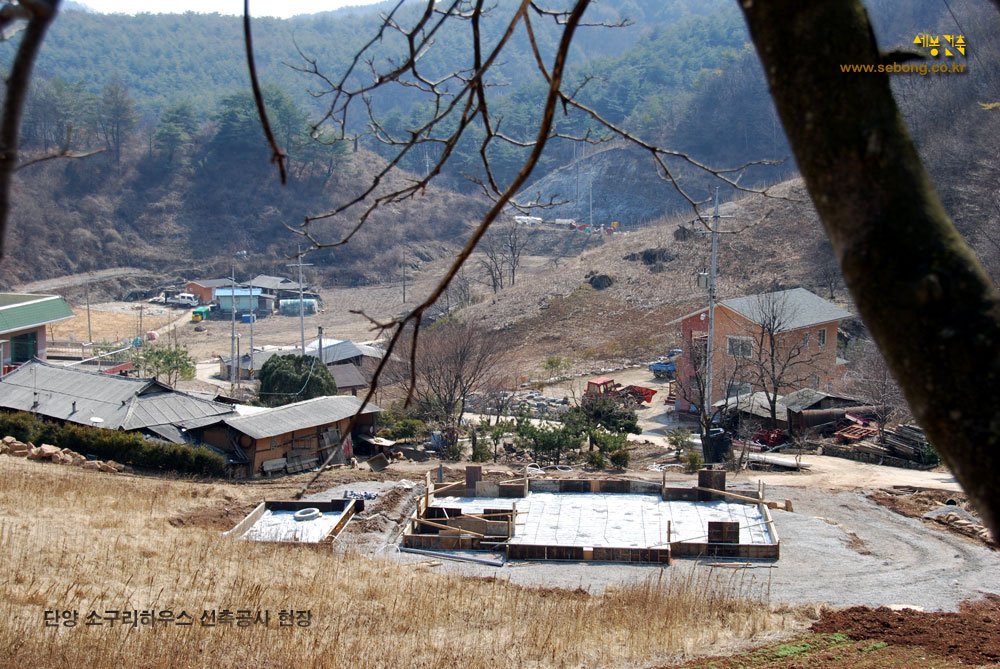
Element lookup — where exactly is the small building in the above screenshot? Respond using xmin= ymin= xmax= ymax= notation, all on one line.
xmin=188 ymin=395 xmax=381 ymax=478
xmin=0 ymin=293 xmax=75 ymax=369
xmin=216 ymin=287 xmax=269 ymax=315
xmin=305 ymin=338 xmax=383 ymax=367
xmin=248 ymin=275 xmax=316 ymax=303
xmin=185 ymin=279 xmax=234 ymax=305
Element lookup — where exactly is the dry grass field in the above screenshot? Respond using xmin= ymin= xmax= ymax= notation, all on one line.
xmin=0 ymin=456 xmax=799 ymax=668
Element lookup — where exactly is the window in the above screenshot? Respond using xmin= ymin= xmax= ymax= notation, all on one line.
xmin=818 ymin=328 xmax=827 ymax=347
xmin=727 ymin=383 xmax=752 ymax=399
xmin=726 ymin=335 xmax=753 ymax=358
xmin=802 ymin=332 xmax=810 ymax=346
xmin=10 ymin=332 xmax=37 ymax=363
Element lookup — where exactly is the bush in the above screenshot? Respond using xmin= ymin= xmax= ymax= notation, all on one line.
xmin=921 ymin=441 xmax=941 ymax=465
xmin=682 ymin=450 xmax=703 ymax=473
xmin=609 ymin=448 xmax=631 ymax=470
xmin=586 ymin=450 xmax=606 ymax=469
xmin=391 ymin=418 xmax=427 ymax=441
xmin=0 ymin=411 xmax=225 ymax=476
xmin=471 ymin=437 xmax=491 ymax=462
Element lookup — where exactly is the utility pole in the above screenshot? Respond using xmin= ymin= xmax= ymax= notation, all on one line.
xmin=287 ymin=246 xmax=313 ymax=354
xmin=703 ymin=186 xmax=733 ymax=431
xmin=248 ymin=275 xmax=254 ymax=380
xmin=229 ymin=264 xmax=237 ymax=386
xmin=317 ymin=326 xmax=324 ymax=366
xmin=85 ymin=279 xmax=92 ymax=343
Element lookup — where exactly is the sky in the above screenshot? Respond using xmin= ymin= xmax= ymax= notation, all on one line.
xmin=76 ymin=0 xmax=385 ymax=20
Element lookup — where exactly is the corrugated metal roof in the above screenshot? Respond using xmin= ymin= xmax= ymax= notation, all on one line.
xmin=0 ymin=294 xmax=74 ymax=335
xmin=250 ymin=275 xmax=304 ymax=291
xmin=330 ymin=364 xmax=366 ymax=389
xmin=188 ymin=279 xmax=234 ymax=288
xmin=122 ymin=391 xmax=237 ymax=430
xmin=720 ymin=288 xmax=852 ymax=331
xmin=223 ymin=395 xmax=381 ymax=440
xmin=0 ymin=360 xmax=234 ymax=429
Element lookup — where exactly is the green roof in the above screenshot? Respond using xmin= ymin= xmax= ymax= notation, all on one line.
xmin=0 ymin=294 xmax=74 ymax=335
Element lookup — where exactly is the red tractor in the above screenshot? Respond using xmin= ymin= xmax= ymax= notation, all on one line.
xmin=584 ymin=376 xmax=657 ymax=407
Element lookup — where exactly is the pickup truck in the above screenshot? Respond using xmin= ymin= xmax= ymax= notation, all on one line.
xmin=166 ymin=293 xmax=199 ymax=308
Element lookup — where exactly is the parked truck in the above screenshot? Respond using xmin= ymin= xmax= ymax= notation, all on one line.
xmin=648 ymin=348 xmax=683 ymax=380
xmin=166 ymin=293 xmax=199 ymax=308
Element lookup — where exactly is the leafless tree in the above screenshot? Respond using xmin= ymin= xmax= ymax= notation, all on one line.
xmin=842 ymin=339 xmax=910 ymax=444
xmin=742 ymin=290 xmax=822 ymax=428
xmin=400 ymin=319 xmax=510 ymax=434
xmin=676 ymin=329 xmax=753 ymax=436
xmin=477 ymin=227 xmax=507 ymax=294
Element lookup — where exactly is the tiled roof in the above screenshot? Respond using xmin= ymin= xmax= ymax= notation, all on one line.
xmin=720 ymin=288 xmax=852 ymax=331
xmin=222 ymin=395 xmax=380 ymax=440
xmin=0 ymin=360 xmax=234 ymax=429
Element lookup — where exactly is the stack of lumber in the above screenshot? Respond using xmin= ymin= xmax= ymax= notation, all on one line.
xmin=884 ymin=424 xmax=927 ymax=461
xmin=852 ymin=440 xmax=890 ymax=457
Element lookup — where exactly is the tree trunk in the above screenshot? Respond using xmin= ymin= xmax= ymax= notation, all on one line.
xmin=741 ymin=0 xmax=1000 ymax=539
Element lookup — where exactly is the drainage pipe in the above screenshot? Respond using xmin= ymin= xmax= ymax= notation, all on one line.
xmin=398 ymin=546 xmax=505 ymax=567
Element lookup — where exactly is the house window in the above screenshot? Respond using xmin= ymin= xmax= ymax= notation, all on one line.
xmin=802 ymin=332 xmax=810 ymax=346
xmin=727 ymin=383 xmax=752 ymax=399
xmin=726 ymin=336 xmax=753 ymax=358
xmin=818 ymin=328 xmax=827 ymax=347
xmin=10 ymin=332 xmax=37 ymax=363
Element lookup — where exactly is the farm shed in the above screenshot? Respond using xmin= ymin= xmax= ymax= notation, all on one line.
xmin=189 ymin=395 xmax=381 ymax=478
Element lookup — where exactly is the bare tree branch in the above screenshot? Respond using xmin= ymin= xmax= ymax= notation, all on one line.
xmin=0 ymin=0 xmax=60 ymax=259
xmin=243 ymin=0 xmax=287 ymax=183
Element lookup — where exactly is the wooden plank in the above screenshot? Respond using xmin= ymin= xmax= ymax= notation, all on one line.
xmin=431 ymin=480 xmax=466 ymax=495
xmin=693 ymin=487 xmax=766 ymax=505
xmin=415 ymin=517 xmax=485 ymax=538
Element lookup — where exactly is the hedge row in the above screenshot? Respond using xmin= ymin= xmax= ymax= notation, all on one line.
xmin=0 ymin=411 xmax=226 ymax=477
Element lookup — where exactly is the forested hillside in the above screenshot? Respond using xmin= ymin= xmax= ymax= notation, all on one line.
xmin=1 ymin=0 xmax=998 ymax=291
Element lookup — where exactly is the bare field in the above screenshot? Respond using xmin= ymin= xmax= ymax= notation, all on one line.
xmin=48 ymin=305 xmax=178 ymax=345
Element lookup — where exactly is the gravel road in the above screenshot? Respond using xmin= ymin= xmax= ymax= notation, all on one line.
xmin=358 ymin=477 xmax=998 ymax=612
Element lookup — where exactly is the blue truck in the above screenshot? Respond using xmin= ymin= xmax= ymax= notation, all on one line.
xmin=648 ymin=348 xmax=683 ymax=379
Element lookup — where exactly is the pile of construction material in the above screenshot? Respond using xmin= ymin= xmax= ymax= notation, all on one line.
xmin=0 ymin=435 xmax=125 ymax=473
xmin=883 ymin=424 xmax=929 ymax=461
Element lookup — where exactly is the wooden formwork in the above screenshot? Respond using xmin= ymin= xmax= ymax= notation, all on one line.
xmin=226 ymin=499 xmax=361 ymax=544
xmin=507 ymin=543 xmax=672 ymax=564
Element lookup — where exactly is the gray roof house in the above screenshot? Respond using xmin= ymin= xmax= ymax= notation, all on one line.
xmin=0 ymin=360 xmax=236 ymax=441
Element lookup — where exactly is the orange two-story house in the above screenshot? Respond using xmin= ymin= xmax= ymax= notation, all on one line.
xmin=674 ymin=287 xmax=852 ymax=415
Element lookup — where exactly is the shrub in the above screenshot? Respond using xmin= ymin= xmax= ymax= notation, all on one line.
xmin=471 ymin=437 xmax=491 ymax=462
xmin=0 ymin=411 xmax=225 ymax=476
xmin=586 ymin=450 xmax=606 ymax=469
xmin=682 ymin=450 xmax=703 ymax=473
xmin=609 ymin=448 xmax=631 ymax=470
xmin=391 ymin=419 xmax=427 ymax=441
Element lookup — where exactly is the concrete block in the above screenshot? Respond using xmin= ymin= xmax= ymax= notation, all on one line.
xmin=475 ymin=481 xmax=500 ymax=498
xmin=528 ymin=479 xmax=559 ymax=493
